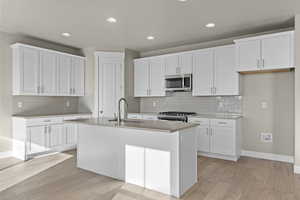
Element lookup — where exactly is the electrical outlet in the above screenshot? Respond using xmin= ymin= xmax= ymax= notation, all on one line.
xmin=17 ymin=102 xmax=23 ymax=108
xmin=152 ymin=101 xmax=156 ymax=107
xmin=260 ymin=133 xmax=273 ymax=143
xmin=66 ymin=100 xmax=70 ymax=108
xmin=261 ymin=101 xmax=268 ymax=109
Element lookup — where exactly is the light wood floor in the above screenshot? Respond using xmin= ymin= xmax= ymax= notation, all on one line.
xmin=0 ymin=157 xmax=22 ymax=171
xmin=0 ymin=151 xmax=300 ymax=200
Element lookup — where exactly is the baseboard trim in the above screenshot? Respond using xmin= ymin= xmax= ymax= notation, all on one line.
xmin=294 ymin=165 xmax=300 ymax=174
xmin=198 ymin=152 xmax=238 ymax=162
xmin=241 ymin=150 xmax=294 ymax=163
xmin=0 ymin=151 xmax=12 ymax=158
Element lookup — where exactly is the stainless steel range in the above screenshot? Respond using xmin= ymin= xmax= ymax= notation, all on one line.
xmin=158 ymin=111 xmax=196 ymax=122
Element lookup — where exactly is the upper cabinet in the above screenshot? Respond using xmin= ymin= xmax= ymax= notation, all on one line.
xmin=12 ymin=43 xmax=85 ymax=96
xmin=134 ymin=57 xmax=165 ymax=97
xmin=235 ymin=31 xmax=294 ymax=72
xmin=165 ymin=53 xmax=192 ymax=76
xmin=193 ymin=45 xmax=239 ymax=96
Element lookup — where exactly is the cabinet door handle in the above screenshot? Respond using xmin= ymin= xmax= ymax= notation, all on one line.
xmin=70 ymin=88 xmax=72 ymax=94
xmin=257 ymin=59 xmax=260 ymax=69
xmin=206 ymin=128 xmax=209 ymax=135
xmin=262 ymin=59 xmax=265 ymax=68
xmin=149 ymin=89 xmax=151 ymax=96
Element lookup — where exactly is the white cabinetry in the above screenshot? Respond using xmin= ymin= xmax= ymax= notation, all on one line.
xmin=165 ymin=53 xmax=193 ymax=76
xmin=193 ymin=45 xmax=239 ymax=96
xmin=235 ymin=31 xmax=294 ymax=71
xmin=12 ymin=114 xmax=91 ymax=160
xmin=12 ymin=43 xmax=85 ymax=96
xmin=95 ymin=52 xmax=124 ymax=118
xmin=134 ymin=57 xmax=165 ymax=97
xmin=189 ymin=117 xmax=241 ymax=161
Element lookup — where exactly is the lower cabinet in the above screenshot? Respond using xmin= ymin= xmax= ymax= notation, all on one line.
xmin=12 ymin=114 xmax=91 ymax=160
xmin=125 ymin=145 xmax=171 ymax=195
xmin=189 ymin=117 xmax=241 ymax=161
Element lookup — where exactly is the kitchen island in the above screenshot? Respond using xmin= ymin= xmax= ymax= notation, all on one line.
xmin=69 ymin=118 xmax=198 ymax=198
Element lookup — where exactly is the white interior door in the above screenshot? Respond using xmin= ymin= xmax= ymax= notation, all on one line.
xmin=21 ymin=47 xmax=40 ymax=95
xmin=165 ymin=55 xmax=179 ymax=75
xmin=40 ymin=50 xmax=57 ymax=96
xmin=236 ymin=40 xmax=261 ymax=71
xmin=28 ymin=126 xmax=47 ymax=154
xmin=197 ymin=125 xmax=210 ymax=152
xmin=179 ymin=53 xmax=193 ymax=74
xmin=48 ymin=124 xmax=63 ymax=148
xmin=192 ymin=49 xmax=214 ymax=96
xmin=211 ymin=126 xmax=235 ymax=156
xmin=214 ymin=45 xmax=239 ymax=95
xmin=72 ymin=57 xmax=85 ymax=96
xmin=261 ymin=34 xmax=293 ymax=69
xmin=58 ymin=55 xmax=72 ymax=96
xmin=149 ymin=57 xmax=165 ymax=96
xmin=145 ymin=148 xmax=171 ymax=195
xmin=134 ymin=59 xmax=149 ymax=97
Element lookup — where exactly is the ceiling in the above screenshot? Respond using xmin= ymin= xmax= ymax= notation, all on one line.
xmin=0 ymin=0 xmax=298 ymax=52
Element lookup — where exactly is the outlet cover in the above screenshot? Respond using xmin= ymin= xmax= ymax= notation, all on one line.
xmin=260 ymin=132 xmax=273 ymax=143
xmin=66 ymin=101 xmax=70 ymax=108
xmin=17 ymin=102 xmax=23 ymax=108
xmin=152 ymin=101 xmax=156 ymax=107
xmin=261 ymin=101 xmax=268 ymax=109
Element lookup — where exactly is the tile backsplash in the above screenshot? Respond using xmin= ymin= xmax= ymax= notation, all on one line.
xmin=140 ymin=92 xmax=242 ymax=114
xmin=12 ymin=96 xmax=79 ymax=115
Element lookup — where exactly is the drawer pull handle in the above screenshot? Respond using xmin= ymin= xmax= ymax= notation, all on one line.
xmin=218 ymin=122 xmax=227 ymax=125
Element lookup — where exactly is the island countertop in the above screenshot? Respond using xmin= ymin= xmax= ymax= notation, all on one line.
xmin=66 ymin=117 xmax=198 ymax=133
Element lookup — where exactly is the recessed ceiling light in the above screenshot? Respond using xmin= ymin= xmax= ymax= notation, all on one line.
xmin=178 ymin=0 xmax=187 ymax=2
xmin=107 ymin=17 xmax=117 ymax=23
xmin=147 ymin=36 xmax=155 ymax=40
xmin=205 ymin=23 xmax=216 ymax=28
xmin=61 ymin=32 xmax=71 ymax=37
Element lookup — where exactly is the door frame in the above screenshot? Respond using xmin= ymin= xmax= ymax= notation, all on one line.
xmin=94 ymin=52 xmax=125 ymax=118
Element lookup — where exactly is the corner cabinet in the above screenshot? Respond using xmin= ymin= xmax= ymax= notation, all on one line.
xmin=193 ymin=45 xmax=239 ymax=96
xmin=134 ymin=57 xmax=165 ymax=97
xmin=12 ymin=43 xmax=85 ymax=96
xmin=235 ymin=31 xmax=294 ymax=72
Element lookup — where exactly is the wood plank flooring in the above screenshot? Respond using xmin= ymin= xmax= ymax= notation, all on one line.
xmin=0 ymin=151 xmax=300 ymax=200
xmin=0 ymin=157 xmax=22 ymax=171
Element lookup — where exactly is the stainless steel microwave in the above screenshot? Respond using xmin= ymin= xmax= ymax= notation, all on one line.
xmin=165 ymin=74 xmax=192 ymax=91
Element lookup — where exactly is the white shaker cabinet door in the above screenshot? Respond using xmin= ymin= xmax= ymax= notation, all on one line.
xmin=125 ymin=145 xmax=145 ymax=187
xmin=20 ymin=47 xmax=40 ymax=95
xmin=40 ymin=51 xmax=57 ymax=96
xmin=72 ymin=57 xmax=85 ymax=96
xmin=236 ymin=39 xmax=261 ymax=71
xmin=211 ymin=127 xmax=235 ymax=156
xmin=149 ymin=57 xmax=165 ymax=97
xmin=192 ymin=49 xmax=214 ymax=96
xmin=196 ymin=125 xmax=210 ymax=152
xmin=48 ymin=124 xmax=63 ymax=148
xmin=214 ymin=45 xmax=239 ymax=96
xmin=165 ymin=55 xmax=179 ymax=76
xmin=134 ymin=59 xmax=149 ymax=97
xmin=27 ymin=126 xmax=47 ymax=154
xmin=179 ymin=52 xmax=193 ymax=74
xmin=64 ymin=124 xmax=77 ymax=145
xmin=58 ymin=55 xmax=72 ymax=96
xmin=145 ymin=148 xmax=171 ymax=195
xmin=261 ymin=33 xmax=293 ymax=70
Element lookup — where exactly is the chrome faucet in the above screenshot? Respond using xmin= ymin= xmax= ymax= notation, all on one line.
xmin=117 ymin=98 xmax=128 ymax=124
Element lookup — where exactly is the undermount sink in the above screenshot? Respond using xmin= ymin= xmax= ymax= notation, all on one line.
xmin=108 ymin=119 xmax=143 ymax=123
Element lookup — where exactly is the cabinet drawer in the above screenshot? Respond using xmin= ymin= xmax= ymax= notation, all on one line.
xmin=26 ymin=117 xmax=63 ymax=126
xmin=63 ymin=115 xmax=91 ymax=120
xmin=128 ymin=114 xmax=143 ymax=119
xmin=188 ymin=118 xmax=209 ymax=126
xmin=211 ymin=119 xmax=234 ymax=127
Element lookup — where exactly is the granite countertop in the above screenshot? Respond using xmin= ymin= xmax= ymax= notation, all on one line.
xmin=191 ymin=113 xmax=242 ymax=120
xmin=66 ymin=117 xmax=198 ymax=133
xmin=12 ymin=112 xmax=93 ymax=119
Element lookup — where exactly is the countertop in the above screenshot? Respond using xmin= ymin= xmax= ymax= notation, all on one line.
xmin=66 ymin=117 xmax=198 ymax=133
xmin=129 ymin=112 xmax=242 ymax=120
xmin=12 ymin=112 xmax=93 ymax=119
